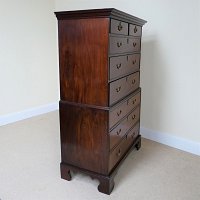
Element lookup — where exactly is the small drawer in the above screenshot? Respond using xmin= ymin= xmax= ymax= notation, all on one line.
xmin=109 ymin=119 xmax=128 ymax=150
xmin=109 ymin=36 xmax=129 ymax=54
xmin=127 ymin=123 xmax=140 ymax=142
xmin=109 ymin=77 xmax=128 ymax=105
xmin=127 ymin=91 xmax=141 ymax=112
xmin=127 ymin=106 xmax=140 ymax=126
xmin=126 ymin=72 xmax=140 ymax=93
xmin=109 ymin=101 xmax=128 ymax=129
xmin=110 ymin=19 xmax=128 ymax=35
xmin=127 ymin=54 xmax=140 ymax=72
xmin=129 ymin=24 xmax=142 ymax=37
xmin=128 ymin=38 xmax=141 ymax=52
xmin=109 ymin=134 xmax=128 ymax=171
xmin=109 ymin=56 xmax=127 ymax=80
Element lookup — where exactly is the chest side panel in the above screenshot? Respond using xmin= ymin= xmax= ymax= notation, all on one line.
xmin=60 ymin=102 xmax=109 ymax=174
xmin=58 ymin=18 xmax=109 ymax=106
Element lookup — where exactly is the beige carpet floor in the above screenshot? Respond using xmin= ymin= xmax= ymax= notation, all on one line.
xmin=0 ymin=111 xmax=200 ymax=200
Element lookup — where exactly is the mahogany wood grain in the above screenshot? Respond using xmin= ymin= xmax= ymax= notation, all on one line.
xmin=55 ymin=8 xmax=146 ymax=195
xmin=60 ymin=101 xmax=109 ymax=174
xmin=58 ymin=18 xmax=109 ymax=106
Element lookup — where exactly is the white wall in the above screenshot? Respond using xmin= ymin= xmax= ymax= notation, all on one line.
xmin=0 ymin=0 xmax=59 ymax=116
xmin=55 ymin=0 xmax=200 ymax=144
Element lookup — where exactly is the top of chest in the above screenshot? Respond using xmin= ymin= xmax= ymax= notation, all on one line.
xmin=55 ymin=8 xmax=147 ymax=27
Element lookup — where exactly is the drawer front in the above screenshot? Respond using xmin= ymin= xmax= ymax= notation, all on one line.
xmin=109 ymin=119 xmax=129 ymax=150
xmin=109 ymin=122 xmax=140 ymax=171
xmin=109 ymin=54 xmax=140 ymax=80
xmin=127 ymin=54 xmax=140 ymax=72
xmin=126 ymin=72 xmax=140 ymax=93
xmin=109 ymin=56 xmax=127 ymax=80
xmin=109 ymin=77 xmax=128 ymax=105
xmin=127 ymin=106 xmax=140 ymax=127
xmin=109 ymin=100 xmax=128 ymax=128
xmin=129 ymin=24 xmax=142 ymax=37
xmin=110 ymin=19 xmax=128 ymax=35
xmin=127 ymin=91 xmax=141 ymax=112
xmin=109 ymin=37 xmax=129 ymax=54
xmin=109 ymin=90 xmax=141 ymax=128
xmin=109 ymin=72 xmax=140 ymax=105
xmin=128 ymin=38 xmax=141 ymax=52
xmin=109 ymin=107 xmax=140 ymax=150
xmin=127 ymin=123 xmax=140 ymax=142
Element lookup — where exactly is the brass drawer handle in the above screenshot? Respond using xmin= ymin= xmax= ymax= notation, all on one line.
xmin=117 ymin=110 xmax=122 ymax=116
xmin=132 ymin=60 xmax=136 ymax=65
xmin=132 ymin=99 xmax=137 ymax=104
xmin=133 ymin=42 xmax=137 ymax=47
xmin=117 ymin=42 xmax=122 ymax=47
xmin=116 ymin=86 xmax=121 ymax=93
xmin=116 ymin=129 xmax=122 ymax=135
xmin=116 ymin=63 xmax=122 ymax=69
xmin=117 ymin=148 xmax=121 ymax=156
xmin=134 ymin=26 xmax=138 ymax=33
xmin=118 ymin=22 xmax=123 ymax=31
xmin=132 ymin=114 xmax=136 ymax=120
xmin=132 ymin=79 xmax=136 ymax=84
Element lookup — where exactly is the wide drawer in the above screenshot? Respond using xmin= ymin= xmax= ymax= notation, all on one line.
xmin=109 ymin=106 xmax=140 ymax=150
xmin=109 ymin=90 xmax=141 ymax=129
xmin=109 ymin=54 xmax=140 ymax=80
xmin=110 ymin=19 xmax=128 ymax=35
xmin=129 ymin=24 xmax=142 ymax=37
xmin=110 ymin=36 xmax=141 ymax=54
xmin=109 ymin=122 xmax=140 ymax=171
xmin=109 ymin=72 xmax=140 ymax=105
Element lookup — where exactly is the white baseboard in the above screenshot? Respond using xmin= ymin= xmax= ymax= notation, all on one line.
xmin=0 ymin=102 xmax=59 ymax=126
xmin=141 ymin=127 xmax=200 ymax=156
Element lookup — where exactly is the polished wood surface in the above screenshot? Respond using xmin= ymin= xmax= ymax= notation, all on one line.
xmin=55 ymin=8 xmax=146 ymax=195
xmin=60 ymin=101 xmax=109 ymax=174
xmin=58 ymin=18 xmax=109 ymax=106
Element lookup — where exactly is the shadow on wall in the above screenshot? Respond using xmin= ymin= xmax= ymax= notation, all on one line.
xmin=140 ymin=36 xmax=166 ymax=131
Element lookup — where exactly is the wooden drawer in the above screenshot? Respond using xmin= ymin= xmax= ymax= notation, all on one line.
xmin=126 ymin=72 xmax=140 ymax=93
xmin=128 ymin=38 xmax=141 ymax=52
xmin=127 ymin=54 xmax=140 ymax=72
xmin=109 ymin=76 xmax=128 ymax=105
xmin=127 ymin=106 xmax=140 ymax=127
xmin=110 ymin=19 xmax=128 ymax=35
xmin=129 ymin=24 xmax=142 ymax=37
xmin=127 ymin=91 xmax=141 ymax=112
xmin=109 ymin=119 xmax=129 ymax=151
xmin=109 ymin=122 xmax=140 ymax=171
xmin=109 ymin=55 xmax=127 ymax=80
xmin=109 ymin=54 xmax=140 ymax=80
xmin=109 ymin=72 xmax=140 ymax=105
xmin=127 ymin=123 xmax=140 ymax=142
xmin=109 ymin=36 xmax=129 ymax=54
xmin=109 ymin=107 xmax=140 ymax=150
xmin=109 ymin=100 xmax=128 ymax=129
xmin=109 ymin=90 xmax=141 ymax=129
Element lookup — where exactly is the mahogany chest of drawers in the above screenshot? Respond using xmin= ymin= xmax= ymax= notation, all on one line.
xmin=55 ymin=8 xmax=146 ymax=195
